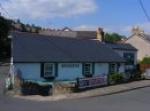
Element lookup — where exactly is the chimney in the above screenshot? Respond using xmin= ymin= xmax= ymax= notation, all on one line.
xmin=132 ymin=26 xmax=144 ymax=36
xmin=96 ymin=27 xmax=105 ymax=42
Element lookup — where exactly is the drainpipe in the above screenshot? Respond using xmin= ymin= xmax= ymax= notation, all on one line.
xmin=9 ymin=34 xmax=15 ymax=88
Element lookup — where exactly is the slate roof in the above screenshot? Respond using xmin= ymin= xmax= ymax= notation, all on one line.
xmin=141 ymin=34 xmax=150 ymax=42
xmin=126 ymin=33 xmax=150 ymax=44
xmin=76 ymin=31 xmax=97 ymax=40
xmin=39 ymin=30 xmax=97 ymax=40
xmin=105 ymin=42 xmax=137 ymax=51
xmin=12 ymin=32 xmax=125 ymax=63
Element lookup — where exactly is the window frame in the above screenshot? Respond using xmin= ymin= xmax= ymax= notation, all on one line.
xmin=44 ymin=63 xmax=55 ymax=78
xmin=123 ymin=53 xmax=135 ymax=65
xmin=83 ymin=63 xmax=93 ymax=77
xmin=109 ymin=63 xmax=116 ymax=74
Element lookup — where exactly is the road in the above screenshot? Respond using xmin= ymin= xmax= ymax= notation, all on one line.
xmin=0 ymin=87 xmax=150 ymax=111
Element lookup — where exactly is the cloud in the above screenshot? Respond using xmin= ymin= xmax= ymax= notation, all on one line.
xmin=2 ymin=0 xmax=97 ymax=20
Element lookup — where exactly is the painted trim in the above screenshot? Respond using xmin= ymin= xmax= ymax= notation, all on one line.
xmin=82 ymin=63 xmax=94 ymax=77
xmin=113 ymin=48 xmax=137 ymax=51
xmin=40 ymin=63 xmax=44 ymax=78
xmin=14 ymin=61 xmax=126 ymax=63
xmin=40 ymin=62 xmax=58 ymax=80
xmin=82 ymin=63 xmax=84 ymax=76
xmin=43 ymin=63 xmax=55 ymax=77
xmin=92 ymin=63 xmax=95 ymax=75
xmin=55 ymin=63 xmax=58 ymax=77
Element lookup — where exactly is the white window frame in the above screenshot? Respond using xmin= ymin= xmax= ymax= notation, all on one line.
xmin=83 ymin=63 xmax=92 ymax=76
xmin=44 ymin=63 xmax=55 ymax=78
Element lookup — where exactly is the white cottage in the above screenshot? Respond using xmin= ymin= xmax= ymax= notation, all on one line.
xmin=11 ymin=31 xmax=126 ymax=82
xmin=125 ymin=27 xmax=150 ymax=61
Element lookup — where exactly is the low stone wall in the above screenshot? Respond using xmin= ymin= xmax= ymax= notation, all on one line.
xmin=53 ymin=82 xmax=76 ymax=95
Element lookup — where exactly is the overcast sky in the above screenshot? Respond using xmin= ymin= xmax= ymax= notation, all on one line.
xmin=0 ymin=0 xmax=150 ymax=36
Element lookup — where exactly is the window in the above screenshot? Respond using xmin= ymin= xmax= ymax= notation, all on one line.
xmin=109 ymin=63 xmax=116 ymax=74
xmin=44 ymin=63 xmax=55 ymax=78
xmin=83 ymin=63 xmax=93 ymax=77
xmin=123 ymin=53 xmax=135 ymax=65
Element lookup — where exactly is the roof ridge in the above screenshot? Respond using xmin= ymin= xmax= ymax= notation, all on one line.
xmin=11 ymin=31 xmax=98 ymax=42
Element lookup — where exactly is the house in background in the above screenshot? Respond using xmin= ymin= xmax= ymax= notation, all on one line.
xmin=96 ymin=28 xmax=137 ymax=71
xmin=104 ymin=42 xmax=137 ymax=70
xmin=125 ymin=27 xmax=150 ymax=61
xmin=39 ymin=27 xmax=97 ymax=40
xmin=11 ymin=31 xmax=126 ymax=82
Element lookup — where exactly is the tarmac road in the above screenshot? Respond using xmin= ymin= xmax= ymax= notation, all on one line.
xmin=0 ymin=87 xmax=150 ymax=111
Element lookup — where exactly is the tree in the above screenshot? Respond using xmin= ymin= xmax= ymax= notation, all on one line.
xmin=140 ymin=57 xmax=150 ymax=64
xmin=0 ymin=16 xmax=11 ymax=61
xmin=104 ymin=33 xmax=125 ymax=43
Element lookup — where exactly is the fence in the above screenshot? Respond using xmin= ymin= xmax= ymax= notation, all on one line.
xmin=76 ymin=75 xmax=108 ymax=89
xmin=140 ymin=64 xmax=150 ymax=73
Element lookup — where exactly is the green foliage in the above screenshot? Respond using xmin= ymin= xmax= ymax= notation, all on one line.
xmin=140 ymin=57 xmax=150 ymax=64
xmin=109 ymin=73 xmax=124 ymax=84
xmin=105 ymin=33 xmax=125 ymax=43
xmin=0 ymin=16 xmax=11 ymax=60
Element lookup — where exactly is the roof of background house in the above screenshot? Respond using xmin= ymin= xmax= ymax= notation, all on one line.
xmin=141 ymin=34 xmax=150 ymax=42
xmin=76 ymin=31 xmax=97 ymax=39
xmin=105 ymin=42 xmax=137 ymax=51
xmin=39 ymin=30 xmax=97 ymax=40
xmin=61 ymin=27 xmax=73 ymax=31
xmin=124 ymin=33 xmax=150 ymax=44
xmin=12 ymin=32 xmax=125 ymax=63
xmin=125 ymin=27 xmax=150 ymax=44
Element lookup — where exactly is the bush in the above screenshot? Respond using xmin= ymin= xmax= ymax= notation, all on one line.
xmin=140 ymin=57 xmax=150 ymax=64
xmin=127 ymin=68 xmax=142 ymax=81
xmin=109 ymin=73 xmax=124 ymax=84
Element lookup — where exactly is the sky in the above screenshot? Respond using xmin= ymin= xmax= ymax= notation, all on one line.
xmin=0 ymin=0 xmax=150 ymax=36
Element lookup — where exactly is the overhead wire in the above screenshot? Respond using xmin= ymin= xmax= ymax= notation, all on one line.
xmin=138 ymin=0 xmax=150 ymax=22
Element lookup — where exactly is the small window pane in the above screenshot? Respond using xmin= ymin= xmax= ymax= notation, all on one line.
xmin=44 ymin=63 xmax=54 ymax=77
xmin=123 ymin=53 xmax=135 ymax=65
xmin=110 ymin=64 xmax=116 ymax=74
xmin=83 ymin=63 xmax=93 ymax=77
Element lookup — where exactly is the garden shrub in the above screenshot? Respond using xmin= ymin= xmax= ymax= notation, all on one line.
xmin=140 ymin=57 xmax=150 ymax=64
xmin=109 ymin=73 xmax=124 ymax=84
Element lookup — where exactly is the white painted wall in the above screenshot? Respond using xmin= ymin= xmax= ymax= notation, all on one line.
xmin=94 ymin=63 xmax=109 ymax=76
xmin=14 ymin=63 xmax=43 ymax=80
xmin=56 ymin=63 xmax=83 ymax=80
xmin=126 ymin=35 xmax=150 ymax=61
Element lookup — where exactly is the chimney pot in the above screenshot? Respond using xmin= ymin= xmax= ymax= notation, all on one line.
xmin=132 ymin=26 xmax=144 ymax=35
xmin=96 ymin=27 xmax=104 ymax=42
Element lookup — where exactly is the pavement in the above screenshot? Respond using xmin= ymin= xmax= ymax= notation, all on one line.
xmin=14 ymin=80 xmax=150 ymax=102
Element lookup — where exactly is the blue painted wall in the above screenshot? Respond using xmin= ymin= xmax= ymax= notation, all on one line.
xmin=14 ymin=62 xmax=125 ymax=81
